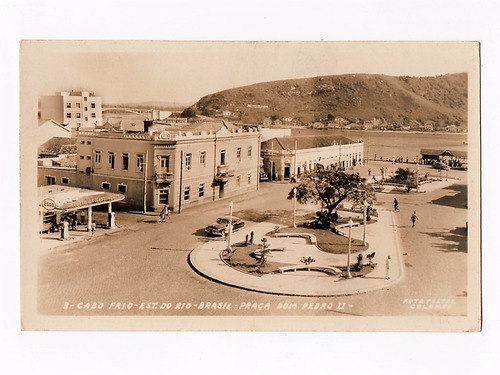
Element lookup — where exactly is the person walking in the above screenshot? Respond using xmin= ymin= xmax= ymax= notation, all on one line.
xmin=250 ymin=231 xmax=254 ymax=245
xmin=159 ymin=205 xmax=167 ymax=223
xmin=393 ymin=198 xmax=399 ymax=212
xmin=385 ymin=256 xmax=391 ymax=280
xmin=410 ymin=211 xmax=418 ymax=227
xmin=91 ymin=221 xmax=96 ymax=237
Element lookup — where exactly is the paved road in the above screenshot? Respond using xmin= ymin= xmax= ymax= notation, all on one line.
xmin=38 ymin=165 xmax=469 ymax=318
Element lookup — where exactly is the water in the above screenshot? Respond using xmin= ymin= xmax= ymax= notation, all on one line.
xmin=291 ymin=129 xmax=468 ymax=161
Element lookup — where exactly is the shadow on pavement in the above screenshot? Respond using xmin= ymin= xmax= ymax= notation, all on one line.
xmin=422 ymin=226 xmax=467 ymax=253
xmin=430 ymin=184 xmax=467 ymax=209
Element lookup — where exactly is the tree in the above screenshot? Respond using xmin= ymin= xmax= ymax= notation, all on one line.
xmin=181 ymin=107 xmax=197 ymax=118
xmin=288 ymin=169 xmax=374 ymax=228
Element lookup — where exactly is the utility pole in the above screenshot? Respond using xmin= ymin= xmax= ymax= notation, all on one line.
xmin=143 ymin=150 xmax=148 ymax=213
xmin=178 ymin=150 xmax=183 ymax=214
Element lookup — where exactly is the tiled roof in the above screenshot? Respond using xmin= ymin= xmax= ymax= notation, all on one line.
xmin=261 ymin=135 xmax=360 ymax=151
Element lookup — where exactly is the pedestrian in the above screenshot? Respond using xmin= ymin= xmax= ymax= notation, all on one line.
xmin=410 ymin=211 xmax=418 ymax=227
xmin=368 ymin=168 xmax=371 ymax=176
xmin=245 ymin=234 xmax=249 ymax=246
xmin=250 ymin=231 xmax=254 ymax=245
xmin=159 ymin=205 xmax=167 ymax=223
xmin=385 ymin=256 xmax=391 ymax=280
xmin=91 ymin=221 xmax=96 ymax=237
xmin=393 ymin=198 xmax=399 ymax=212
xmin=165 ymin=206 xmax=171 ymax=221
xmin=332 ymin=210 xmax=339 ymax=226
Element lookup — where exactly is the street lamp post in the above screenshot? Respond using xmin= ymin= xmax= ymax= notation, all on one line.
xmin=227 ymin=201 xmax=234 ymax=253
xmin=346 ymin=218 xmax=353 ymax=279
xmin=392 ymin=156 xmax=395 ymax=176
xmin=363 ymin=201 xmax=368 ymax=246
xmin=293 ymin=187 xmax=297 ymax=228
xmin=416 ymin=164 xmax=419 ymax=192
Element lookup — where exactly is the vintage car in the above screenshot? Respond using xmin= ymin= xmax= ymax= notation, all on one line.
xmin=432 ymin=161 xmax=450 ymax=170
xmin=205 ymin=216 xmax=245 ymax=237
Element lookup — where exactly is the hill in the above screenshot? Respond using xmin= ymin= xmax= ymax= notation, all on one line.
xmin=193 ymin=73 xmax=467 ymax=129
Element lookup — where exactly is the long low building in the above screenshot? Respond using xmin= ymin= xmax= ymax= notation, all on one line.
xmin=261 ymin=135 xmax=364 ymax=181
xmin=38 ymin=121 xmax=261 ymax=212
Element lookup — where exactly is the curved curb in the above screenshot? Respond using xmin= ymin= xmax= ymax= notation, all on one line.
xmin=188 ymin=213 xmax=404 ymax=297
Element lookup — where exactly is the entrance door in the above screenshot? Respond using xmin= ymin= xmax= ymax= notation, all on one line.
xmin=158 ymin=189 xmax=169 ymax=205
xmin=219 ymin=183 xmax=224 ymax=199
xmin=284 ymin=165 xmax=290 ymax=180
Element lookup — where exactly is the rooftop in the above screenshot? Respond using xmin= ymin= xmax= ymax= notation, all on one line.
xmin=261 ymin=135 xmax=361 ymax=151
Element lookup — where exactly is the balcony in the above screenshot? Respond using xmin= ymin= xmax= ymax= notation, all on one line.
xmin=217 ymin=165 xmax=229 ymax=175
xmin=155 ymin=172 xmax=174 ymax=183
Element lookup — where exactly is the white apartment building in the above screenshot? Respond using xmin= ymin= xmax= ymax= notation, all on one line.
xmin=40 ymin=90 xmax=103 ymax=129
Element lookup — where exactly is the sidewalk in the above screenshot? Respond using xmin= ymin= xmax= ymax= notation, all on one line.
xmin=39 ymin=224 xmax=128 ymax=252
xmin=189 ymin=208 xmax=403 ymax=296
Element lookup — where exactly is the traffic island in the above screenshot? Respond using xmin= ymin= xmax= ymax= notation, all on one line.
xmin=189 ymin=210 xmax=403 ymax=296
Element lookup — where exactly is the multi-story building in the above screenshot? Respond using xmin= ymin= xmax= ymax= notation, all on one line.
xmin=40 ymin=91 xmax=103 ymax=129
xmin=261 ymin=135 xmax=364 ymax=181
xmin=38 ymin=121 xmax=261 ymax=212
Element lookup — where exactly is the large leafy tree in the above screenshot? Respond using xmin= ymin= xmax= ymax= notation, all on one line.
xmin=288 ymin=169 xmax=374 ymax=227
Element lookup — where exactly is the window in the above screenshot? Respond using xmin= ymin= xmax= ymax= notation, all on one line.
xmin=91 ymin=103 xmax=96 ymax=109
xmin=122 ymin=153 xmax=129 ymax=170
xmin=102 ymin=182 xmax=111 ymax=190
xmin=79 ymin=155 xmax=84 ymax=159
xmin=95 ymin=151 xmax=101 ymax=163
xmin=184 ymin=186 xmax=191 ymax=201
xmin=85 ymin=117 xmax=88 ymax=121
xmin=61 ymin=177 xmax=70 ymax=184
xmin=80 ymin=140 xmax=85 ymax=144
xmin=160 ymin=156 xmax=169 ymax=171
xmin=236 ymin=175 xmax=241 ymax=186
xmin=66 ymin=103 xmax=71 ymax=108
xmin=199 ymin=183 xmax=205 ymax=197
xmin=91 ymin=113 xmax=96 ymax=118
xmin=248 ymin=173 xmax=251 ymax=184
xmin=66 ymin=113 xmax=71 ymax=118
xmin=87 ymin=141 xmax=91 ymax=145
xmin=108 ymin=152 xmax=115 ymax=169
xmin=248 ymin=146 xmax=252 ymax=157
xmin=137 ymin=154 xmax=144 ymax=171
xmin=86 ymin=156 xmax=91 ymax=160
xmin=185 ymin=153 xmax=192 ymax=169
xmin=220 ymin=149 xmax=226 ymax=165
xmin=45 ymin=176 xmax=56 ymax=185
xmin=159 ymin=189 xmax=169 ymax=205
xmin=76 ymin=103 xmax=81 ymax=108
xmin=84 ymin=107 xmax=88 ymax=111
xmin=117 ymin=184 xmax=127 ymax=193
xmin=200 ymin=151 xmax=206 ymax=165
xmin=84 ymin=96 xmax=88 ymax=101
xmin=237 ymin=147 xmax=242 ymax=160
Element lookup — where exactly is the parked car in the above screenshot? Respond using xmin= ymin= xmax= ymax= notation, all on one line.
xmin=432 ymin=162 xmax=450 ymax=170
xmin=205 ymin=216 xmax=245 ymax=237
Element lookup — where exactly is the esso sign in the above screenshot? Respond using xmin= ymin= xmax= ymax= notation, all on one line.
xmin=41 ymin=198 xmax=56 ymax=211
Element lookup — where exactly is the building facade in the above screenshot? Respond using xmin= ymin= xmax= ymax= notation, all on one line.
xmin=261 ymin=135 xmax=364 ymax=181
xmin=38 ymin=122 xmax=261 ymax=212
xmin=40 ymin=91 xmax=103 ymax=129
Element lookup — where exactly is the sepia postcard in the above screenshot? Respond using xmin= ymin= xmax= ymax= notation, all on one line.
xmin=20 ymin=41 xmax=481 ymax=331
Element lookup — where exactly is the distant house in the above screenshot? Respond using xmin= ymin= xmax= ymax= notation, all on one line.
xmin=420 ymin=148 xmax=468 ymax=163
xmin=261 ymin=135 xmax=364 ymax=182
xmin=445 ymin=125 xmax=458 ymax=133
xmin=262 ymin=117 xmax=273 ymax=126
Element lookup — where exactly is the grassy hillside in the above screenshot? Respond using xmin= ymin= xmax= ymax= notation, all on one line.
xmin=194 ymin=73 xmax=467 ymax=128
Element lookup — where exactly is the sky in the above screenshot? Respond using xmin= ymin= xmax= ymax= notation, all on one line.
xmin=21 ymin=41 xmax=477 ymax=105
